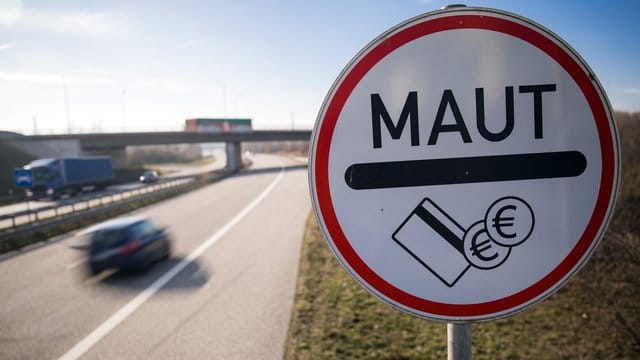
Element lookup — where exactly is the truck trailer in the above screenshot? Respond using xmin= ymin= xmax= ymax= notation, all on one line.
xmin=18 ymin=156 xmax=114 ymax=199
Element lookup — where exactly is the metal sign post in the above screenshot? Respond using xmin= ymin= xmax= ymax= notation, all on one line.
xmin=25 ymin=198 xmax=32 ymax=223
xmin=448 ymin=323 xmax=471 ymax=360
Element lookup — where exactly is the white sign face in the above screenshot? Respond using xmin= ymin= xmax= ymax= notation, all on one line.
xmin=309 ymin=7 xmax=619 ymax=321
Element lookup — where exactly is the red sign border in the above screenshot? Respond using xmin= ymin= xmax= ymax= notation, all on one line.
xmin=311 ymin=10 xmax=618 ymax=319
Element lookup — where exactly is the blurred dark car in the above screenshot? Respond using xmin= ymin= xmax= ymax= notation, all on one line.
xmin=139 ymin=170 xmax=159 ymax=184
xmin=76 ymin=216 xmax=171 ymax=275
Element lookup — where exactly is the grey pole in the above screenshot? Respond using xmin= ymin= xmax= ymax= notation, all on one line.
xmin=25 ymin=198 xmax=32 ymax=224
xmin=447 ymin=323 xmax=472 ymax=360
xmin=121 ymin=88 xmax=126 ymax=132
xmin=62 ymin=75 xmax=72 ymax=133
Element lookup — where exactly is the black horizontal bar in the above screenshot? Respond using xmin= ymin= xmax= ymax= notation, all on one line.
xmin=344 ymin=151 xmax=586 ymax=190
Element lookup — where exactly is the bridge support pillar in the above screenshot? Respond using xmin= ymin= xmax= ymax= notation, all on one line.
xmin=85 ymin=148 xmax=128 ymax=169
xmin=225 ymin=141 xmax=242 ymax=172
xmin=106 ymin=148 xmax=128 ymax=169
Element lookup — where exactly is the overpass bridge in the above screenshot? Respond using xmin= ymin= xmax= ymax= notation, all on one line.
xmin=4 ymin=130 xmax=312 ymax=171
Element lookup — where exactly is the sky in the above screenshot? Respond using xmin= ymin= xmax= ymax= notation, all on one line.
xmin=0 ymin=0 xmax=638 ymax=134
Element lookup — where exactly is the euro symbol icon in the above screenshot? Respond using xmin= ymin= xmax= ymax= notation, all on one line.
xmin=492 ymin=205 xmax=517 ymax=239
xmin=485 ymin=197 xmax=535 ymax=247
xmin=470 ymin=237 xmax=498 ymax=261
xmin=463 ymin=221 xmax=510 ymax=270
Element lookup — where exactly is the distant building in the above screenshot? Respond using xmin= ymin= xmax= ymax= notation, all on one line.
xmin=184 ymin=118 xmax=252 ymax=133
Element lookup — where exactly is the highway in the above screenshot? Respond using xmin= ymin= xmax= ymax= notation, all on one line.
xmin=0 ymin=153 xmax=310 ymax=359
xmin=0 ymin=149 xmax=228 ymax=220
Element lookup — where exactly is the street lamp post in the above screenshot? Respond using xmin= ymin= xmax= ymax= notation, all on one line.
xmin=216 ymin=80 xmax=228 ymax=117
xmin=121 ymin=88 xmax=126 ymax=132
xmin=62 ymin=76 xmax=72 ymax=133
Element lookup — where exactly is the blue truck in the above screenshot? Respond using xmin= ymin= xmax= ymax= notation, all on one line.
xmin=17 ymin=156 xmax=114 ymax=199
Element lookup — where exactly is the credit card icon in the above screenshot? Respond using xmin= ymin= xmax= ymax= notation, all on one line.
xmin=392 ymin=198 xmax=471 ymax=287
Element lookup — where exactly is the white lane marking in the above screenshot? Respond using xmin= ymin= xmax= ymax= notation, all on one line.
xmin=59 ymin=164 xmax=285 ymax=360
xmin=82 ymin=269 xmax=117 ymax=286
xmin=66 ymin=258 xmax=87 ymax=270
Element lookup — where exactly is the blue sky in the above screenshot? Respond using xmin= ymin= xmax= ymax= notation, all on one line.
xmin=0 ymin=0 xmax=638 ymax=134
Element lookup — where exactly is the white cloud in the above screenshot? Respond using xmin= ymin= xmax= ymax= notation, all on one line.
xmin=70 ymin=68 xmax=127 ymax=77
xmin=623 ymin=88 xmax=640 ymax=94
xmin=0 ymin=43 xmax=15 ymax=51
xmin=0 ymin=71 xmax=115 ymax=84
xmin=0 ymin=70 xmax=193 ymax=93
xmin=163 ymin=84 xmax=194 ymax=92
xmin=7 ymin=9 xmax=129 ymax=35
xmin=0 ymin=0 xmax=23 ymax=26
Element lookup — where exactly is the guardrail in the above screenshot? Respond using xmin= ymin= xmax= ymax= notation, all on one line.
xmin=0 ymin=177 xmax=196 ymax=232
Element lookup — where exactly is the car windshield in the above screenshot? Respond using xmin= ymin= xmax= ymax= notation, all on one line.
xmin=90 ymin=228 xmax=127 ymax=248
xmin=130 ymin=221 xmax=156 ymax=238
xmin=31 ymin=166 xmax=54 ymax=182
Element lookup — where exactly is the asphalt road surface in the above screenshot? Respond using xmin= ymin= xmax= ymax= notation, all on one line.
xmin=0 ymin=153 xmax=310 ymax=359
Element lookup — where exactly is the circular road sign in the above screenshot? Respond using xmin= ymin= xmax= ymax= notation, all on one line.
xmin=309 ymin=6 xmax=619 ymax=322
